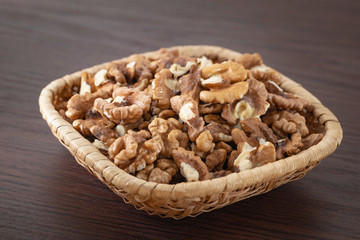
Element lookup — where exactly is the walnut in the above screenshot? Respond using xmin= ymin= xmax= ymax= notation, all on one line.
xmin=301 ymin=133 xmax=323 ymax=150
xmin=94 ymin=69 xmax=111 ymax=88
xmin=66 ymin=83 xmax=117 ymax=120
xmin=240 ymin=118 xmax=279 ymax=144
xmin=150 ymin=49 xmax=195 ymax=73
xmin=79 ymin=72 xmax=95 ymax=95
xmin=151 ymin=69 xmax=177 ymax=110
xmin=107 ymin=61 xmax=127 ymax=84
xmin=168 ymin=129 xmax=189 ymax=150
xmin=201 ymin=75 xmax=231 ymax=89
xmin=170 ymin=96 xmax=204 ymax=142
xmin=235 ymin=53 xmax=263 ymax=69
xmin=179 ymin=65 xmax=202 ymax=102
xmin=221 ymin=104 xmax=237 ymax=125
xmin=232 ymin=142 xmax=256 ymax=171
xmin=172 ymin=147 xmax=210 ymax=182
xmin=231 ymin=128 xmax=258 ymax=148
xmin=204 ymin=122 xmax=232 ymax=142
xmin=276 ymin=133 xmax=303 ymax=159
xmin=215 ymin=141 xmax=233 ymax=154
xmin=108 ymin=130 xmax=149 ymax=168
xmin=204 ymin=114 xmax=227 ymax=124
xmin=126 ymin=137 xmax=163 ymax=174
xmin=158 ymin=109 xmax=176 ymax=119
xmin=148 ymin=159 xmax=179 ymax=183
xmin=94 ymin=87 xmax=151 ymax=124
xmin=196 ymin=130 xmax=215 ymax=152
xmin=148 ymin=117 xmax=185 ymax=158
xmin=264 ymin=80 xmax=286 ymax=96
xmin=169 ymin=61 xmax=196 ymax=79
xmin=107 ymin=57 xmax=152 ymax=85
xmin=201 ymin=61 xmax=247 ymax=84
xmin=249 ymin=67 xmax=282 ymax=84
xmin=200 ymin=81 xmax=249 ymax=104
xmin=221 ymin=79 xmax=269 ymax=124
xmin=108 ymin=130 xmax=162 ymax=173
xmin=262 ymin=110 xmax=309 ymax=137
xmin=205 ymin=149 xmax=227 ymax=171
xmin=136 ymin=164 xmax=154 ymax=181
xmin=199 ymin=103 xmax=223 ymax=114
xmin=250 ymin=141 xmax=276 ymax=167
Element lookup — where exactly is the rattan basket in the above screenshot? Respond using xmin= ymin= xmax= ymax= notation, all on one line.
xmin=39 ymin=45 xmax=342 ymax=219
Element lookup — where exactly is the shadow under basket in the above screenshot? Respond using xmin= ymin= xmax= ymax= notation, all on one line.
xmin=39 ymin=45 xmax=343 ymax=219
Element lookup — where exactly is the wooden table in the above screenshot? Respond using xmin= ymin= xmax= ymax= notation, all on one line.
xmin=1 ymin=0 xmax=359 ymax=239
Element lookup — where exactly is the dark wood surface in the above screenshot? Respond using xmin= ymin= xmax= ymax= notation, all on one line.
xmin=1 ymin=0 xmax=359 ymax=239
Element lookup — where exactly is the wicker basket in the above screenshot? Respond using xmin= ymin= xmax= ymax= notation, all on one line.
xmin=39 ymin=45 xmax=342 ymax=219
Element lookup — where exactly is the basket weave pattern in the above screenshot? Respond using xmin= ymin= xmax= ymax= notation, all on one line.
xmin=39 ymin=46 xmax=342 ymax=219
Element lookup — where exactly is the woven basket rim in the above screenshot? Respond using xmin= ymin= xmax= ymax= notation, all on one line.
xmin=39 ymin=45 xmax=343 ymax=202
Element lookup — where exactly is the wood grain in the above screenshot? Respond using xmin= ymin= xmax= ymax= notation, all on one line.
xmin=0 ymin=0 xmax=359 ymax=239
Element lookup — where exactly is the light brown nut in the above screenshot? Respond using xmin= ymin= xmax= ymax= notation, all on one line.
xmin=199 ymin=81 xmax=249 ymax=104
xmin=196 ymin=130 xmax=215 ymax=152
xmin=127 ymin=137 xmax=163 ymax=173
xmin=250 ymin=142 xmax=276 ymax=167
xmin=235 ymin=53 xmax=263 ymax=69
xmin=168 ymin=129 xmax=189 ymax=150
xmin=276 ymin=133 xmax=303 ymax=159
xmin=201 ymin=61 xmax=247 ymax=83
xmin=201 ymin=75 xmax=231 ymax=89
xmin=205 ymin=149 xmax=227 ymax=171
xmin=249 ymin=67 xmax=282 ymax=84
xmin=148 ymin=117 xmax=184 ymax=158
xmin=66 ymin=83 xmax=117 ymax=120
xmin=240 ymin=118 xmax=279 ymax=144
xmin=262 ymin=110 xmax=309 ymax=137
xmin=107 ymin=62 xmax=127 ymax=84
xmin=227 ymin=150 xmax=239 ymax=170
xmin=94 ymin=98 xmax=143 ymax=124
xmin=169 ymin=61 xmax=196 ymax=79
xmin=170 ymin=96 xmax=204 ymax=142
xmin=204 ymin=114 xmax=227 ymax=124
xmin=205 ymin=122 xmax=232 ymax=142
xmin=147 ymin=158 xmax=179 ymax=183
xmin=136 ymin=164 xmax=154 ymax=181
xmin=108 ymin=130 xmax=150 ymax=168
xmin=172 ymin=147 xmax=210 ymax=181
xmin=221 ymin=104 xmax=237 ymax=125
xmin=233 ymin=142 xmax=256 ymax=171
xmin=301 ymin=133 xmax=323 ymax=150
xmin=264 ymin=80 xmax=285 ymax=96
xmin=89 ymin=125 xmax=119 ymax=146
xmin=158 ymin=109 xmax=176 ymax=119
xmin=79 ymin=72 xmax=95 ymax=95
xmin=192 ymin=144 xmax=209 ymax=159
xmin=215 ymin=141 xmax=233 ymax=154
xmin=199 ymin=103 xmax=223 ymax=114
xmin=179 ymin=65 xmax=202 ymax=102
xmin=156 ymin=158 xmax=179 ymax=177
xmin=151 ymin=69 xmax=177 ymax=110
xmin=94 ymin=87 xmax=151 ymax=124
xmin=231 ymin=128 xmax=258 ymax=148
xmin=267 ymin=93 xmax=309 ymax=112
xmin=232 ymin=79 xmax=269 ymax=120
xmin=94 ymin=69 xmax=111 ymax=89
xmin=148 ymin=168 xmax=172 ymax=183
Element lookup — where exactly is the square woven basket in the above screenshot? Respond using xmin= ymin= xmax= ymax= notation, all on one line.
xmin=39 ymin=45 xmax=343 ymax=219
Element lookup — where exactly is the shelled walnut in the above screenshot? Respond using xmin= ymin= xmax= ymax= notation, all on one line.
xmin=58 ymin=48 xmax=324 ymax=183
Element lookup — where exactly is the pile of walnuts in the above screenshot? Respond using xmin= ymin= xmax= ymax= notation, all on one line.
xmin=54 ymin=49 xmax=324 ymax=184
